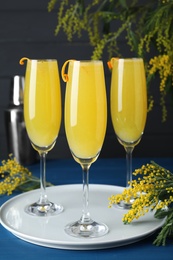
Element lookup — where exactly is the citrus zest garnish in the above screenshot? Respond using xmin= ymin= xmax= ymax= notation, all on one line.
xmin=107 ymin=61 xmax=112 ymax=69
xmin=19 ymin=57 xmax=30 ymax=65
xmin=107 ymin=57 xmax=119 ymax=69
xmin=61 ymin=59 xmax=75 ymax=82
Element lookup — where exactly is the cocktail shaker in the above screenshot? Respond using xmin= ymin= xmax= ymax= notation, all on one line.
xmin=4 ymin=75 xmax=37 ymax=165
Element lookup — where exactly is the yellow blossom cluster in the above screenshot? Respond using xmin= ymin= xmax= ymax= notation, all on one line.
xmin=148 ymin=55 xmax=172 ymax=92
xmin=0 ymin=154 xmax=32 ymax=195
xmin=108 ymin=161 xmax=173 ymax=224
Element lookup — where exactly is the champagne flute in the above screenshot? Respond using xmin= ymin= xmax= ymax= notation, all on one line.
xmin=20 ymin=58 xmax=63 ymax=216
xmin=109 ymin=58 xmax=147 ymax=209
xmin=61 ymin=60 xmax=109 ymax=237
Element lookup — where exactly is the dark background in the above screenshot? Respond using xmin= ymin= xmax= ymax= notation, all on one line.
xmin=0 ymin=0 xmax=173 ymax=161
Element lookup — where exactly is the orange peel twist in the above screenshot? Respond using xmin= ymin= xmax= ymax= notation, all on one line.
xmin=19 ymin=57 xmax=30 ymax=65
xmin=107 ymin=57 xmax=119 ymax=69
xmin=61 ymin=59 xmax=75 ymax=82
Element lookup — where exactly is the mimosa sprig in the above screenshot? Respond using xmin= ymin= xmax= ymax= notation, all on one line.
xmin=0 ymin=154 xmax=53 ymax=196
xmin=48 ymin=0 xmax=173 ymax=122
xmin=108 ymin=161 xmax=173 ymax=246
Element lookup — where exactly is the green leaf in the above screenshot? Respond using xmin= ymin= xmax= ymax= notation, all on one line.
xmin=154 ymin=209 xmax=168 ymax=219
xmin=154 ymin=211 xmax=173 ymax=246
xmin=119 ymin=0 xmax=127 ymax=9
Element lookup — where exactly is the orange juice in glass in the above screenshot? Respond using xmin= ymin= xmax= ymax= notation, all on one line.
xmin=24 ymin=59 xmax=61 ymax=149
xmin=65 ymin=60 xmax=107 ymax=160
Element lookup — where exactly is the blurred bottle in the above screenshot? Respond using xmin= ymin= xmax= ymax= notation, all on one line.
xmin=4 ymin=75 xmax=37 ymax=165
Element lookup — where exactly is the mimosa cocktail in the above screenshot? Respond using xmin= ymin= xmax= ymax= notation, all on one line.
xmin=24 ymin=59 xmax=61 ymax=149
xmin=110 ymin=58 xmax=147 ymax=143
xmin=62 ymin=60 xmax=108 ymax=237
xmin=109 ymin=58 xmax=147 ymax=208
xmin=65 ymin=61 xmax=107 ymax=159
xmin=20 ymin=58 xmax=63 ymax=216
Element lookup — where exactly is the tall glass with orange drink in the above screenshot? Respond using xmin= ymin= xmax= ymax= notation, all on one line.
xmin=109 ymin=58 xmax=147 ymax=208
xmin=20 ymin=58 xmax=63 ymax=216
xmin=62 ymin=60 xmax=108 ymax=238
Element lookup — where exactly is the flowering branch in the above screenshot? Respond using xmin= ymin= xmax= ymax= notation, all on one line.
xmin=0 ymin=154 xmax=53 ymax=195
xmin=108 ymin=161 xmax=173 ymax=246
xmin=48 ymin=0 xmax=173 ymax=122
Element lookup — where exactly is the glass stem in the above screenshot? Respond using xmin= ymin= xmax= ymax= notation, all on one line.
xmin=39 ymin=152 xmax=48 ymax=204
xmin=80 ymin=164 xmax=91 ymax=224
xmin=125 ymin=146 xmax=134 ymax=187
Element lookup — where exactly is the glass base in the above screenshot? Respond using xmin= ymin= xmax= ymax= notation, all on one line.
xmin=25 ymin=201 xmax=63 ymax=216
xmin=114 ymin=198 xmax=134 ymax=210
xmin=65 ymin=219 xmax=109 ymax=238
